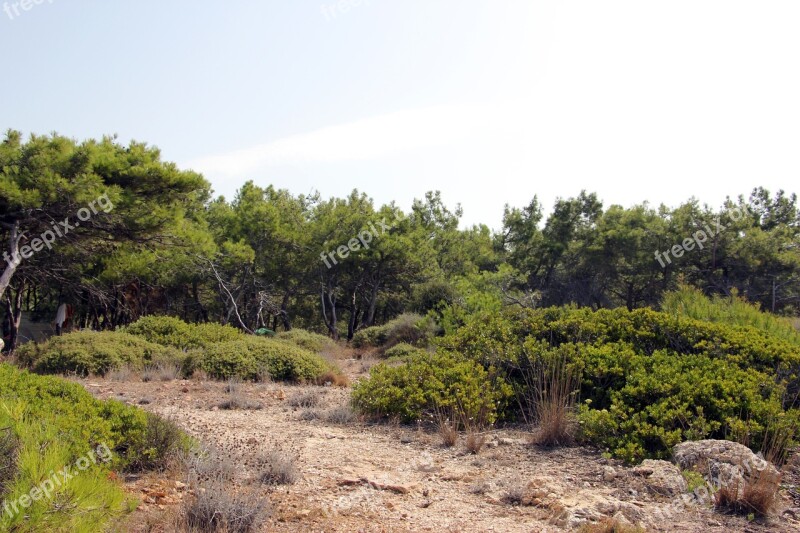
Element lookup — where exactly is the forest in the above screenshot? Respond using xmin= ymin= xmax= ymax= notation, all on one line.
xmin=2 ymin=130 xmax=798 ymax=352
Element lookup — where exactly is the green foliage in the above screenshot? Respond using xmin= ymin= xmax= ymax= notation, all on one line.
xmin=0 ymin=403 xmax=130 ymax=533
xmin=199 ymin=337 xmax=333 ymax=382
xmin=0 ymin=364 xmax=190 ymax=531
xmin=383 ymin=343 xmax=428 ymax=361
xmin=276 ymin=329 xmax=336 ymax=353
xmin=15 ymin=331 xmax=183 ymax=376
xmin=682 ymin=470 xmax=707 ymax=493
xmin=0 ymin=364 xmax=188 ymax=472
xmin=352 ymin=313 xmax=437 ymax=349
xmin=441 ymin=306 xmax=800 ymax=462
xmin=662 ymin=286 xmax=800 ymax=346
xmin=352 ymin=351 xmax=512 ymax=423
xmin=123 ymin=315 xmax=242 ymax=350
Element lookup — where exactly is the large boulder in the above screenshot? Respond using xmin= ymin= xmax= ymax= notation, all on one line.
xmin=672 ymin=439 xmax=781 ymax=498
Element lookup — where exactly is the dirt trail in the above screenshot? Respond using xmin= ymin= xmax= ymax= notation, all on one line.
xmin=79 ymin=374 xmax=800 ymax=533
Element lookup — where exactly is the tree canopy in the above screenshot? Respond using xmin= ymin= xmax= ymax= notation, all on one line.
xmin=2 ymin=130 xmax=799 ymax=350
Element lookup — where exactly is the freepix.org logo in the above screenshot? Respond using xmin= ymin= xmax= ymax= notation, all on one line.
xmin=320 ymin=211 xmax=405 ymax=269
xmin=2 ymin=442 xmax=113 ymax=519
xmin=2 ymin=193 xmax=114 ymax=268
xmin=3 ymin=0 xmax=55 ymax=21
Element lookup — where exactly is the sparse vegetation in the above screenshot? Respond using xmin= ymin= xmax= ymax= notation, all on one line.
xmin=288 ymin=390 xmax=322 ymax=408
xmin=324 ymin=405 xmax=357 ymax=425
xmin=183 ymin=481 xmax=269 ymax=533
xmin=258 ymin=450 xmax=298 ymax=485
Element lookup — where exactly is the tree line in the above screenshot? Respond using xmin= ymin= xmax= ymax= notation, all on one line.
xmin=1 ymin=131 xmax=798 ymax=351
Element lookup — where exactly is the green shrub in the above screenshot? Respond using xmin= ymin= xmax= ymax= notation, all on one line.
xmin=0 ymin=403 xmax=130 ymax=533
xmin=123 ymin=315 xmax=242 ymax=349
xmin=351 ymin=325 xmax=387 ymax=348
xmin=383 ymin=343 xmax=427 ymax=361
xmin=352 ymin=351 xmax=512 ymax=423
xmin=15 ymin=331 xmax=183 ymax=376
xmin=200 ymin=337 xmax=334 ymax=382
xmin=276 ymin=329 xmax=336 ymax=353
xmin=351 ymin=313 xmax=437 ymax=349
xmin=439 ymin=306 xmax=800 ymax=463
xmin=0 ymin=364 xmax=189 ymax=472
xmin=0 ymin=364 xmax=190 ymax=531
xmin=662 ymin=286 xmax=800 ymax=346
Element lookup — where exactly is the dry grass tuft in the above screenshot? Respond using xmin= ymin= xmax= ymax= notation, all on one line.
xmin=714 ymin=471 xmax=780 ymax=518
xmin=517 ymin=348 xmax=579 ymax=447
xmin=315 ymin=371 xmax=350 ymax=387
xmin=324 ymin=405 xmax=357 ymax=425
xmin=141 ymin=365 xmax=157 ymax=383
xmin=288 ymin=390 xmax=322 ymax=408
xmin=107 ymin=365 xmax=135 ymax=382
xmin=469 ymin=480 xmax=490 ymax=495
xmin=182 ymin=482 xmax=269 ymax=533
xmin=225 ymin=377 xmax=241 ymax=394
xmin=501 ymin=485 xmax=526 ymax=506
xmin=258 ymin=450 xmax=298 ymax=485
xmin=436 ymin=411 xmax=458 ymax=448
xmin=218 ymin=392 xmax=262 ymax=411
xmin=465 ymin=431 xmax=487 ymax=454
xmin=156 ymin=362 xmax=182 ymax=381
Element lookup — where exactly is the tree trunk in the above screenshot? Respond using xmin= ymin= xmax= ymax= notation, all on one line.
xmin=4 ymin=283 xmax=24 ymax=354
xmin=320 ymin=281 xmax=339 ymax=340
xmin=362 ymin=279 xmax=380 ymax=328
xmin=0 ymin=221 xmax=22 ymax=304
xmin=280 ymin=292 xmax=292 ymax=331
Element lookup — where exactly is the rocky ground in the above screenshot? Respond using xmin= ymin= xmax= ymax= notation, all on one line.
xmin=74 ymin=356 xmax=800 ymax=532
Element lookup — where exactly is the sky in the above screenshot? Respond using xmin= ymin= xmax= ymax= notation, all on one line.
xmin=1 ymin=0 xmax=799 ymax=229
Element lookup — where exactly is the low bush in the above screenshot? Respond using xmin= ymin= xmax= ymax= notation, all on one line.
xmin=276 ymin=329 xmax=336 ymax=353
xmin=123 ymin=315 xmax=242 ymax=350
xmin=383 ymin=342 xmax=428 ymax=361
xmin=438 ymin=305 xmax=800 ymax=463
xmin=0 ymin=363 xmax=190 ymax=531
xmin=0 ymin=364 xmax=189 ymax=473
xmin=199 ymin=337 xmax=337 ymax=382
xmin=352 ymin=351 xmax=512 ymax=423
xmin=15 ymin=331 xmax=182 ymax=376
xmin=351 ymin=313 xmax=437 ymax=349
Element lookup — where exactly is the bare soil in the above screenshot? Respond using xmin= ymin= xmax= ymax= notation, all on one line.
xmin=75 ymin=358 xmax=800 ymax=533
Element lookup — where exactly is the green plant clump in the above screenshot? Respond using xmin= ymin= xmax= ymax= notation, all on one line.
xmin=351 ymin=313 xmax=437 ymax=349
xmin=0 ymin=363 xmax=190 ymax=531
xmin=198 ymin=337 xmax=334 ymax=382
xmin=122 ymin=315 xmax=243 ymax=350
xmin=437 ymin=305 xmax=800 ymax=463
xmin=352 ymin=351 xmax=512 ymax=424
xmin=276 ymin=329 xmax=336 ymax=353
xmin=15 ymin=331 xmax=183 ymax=376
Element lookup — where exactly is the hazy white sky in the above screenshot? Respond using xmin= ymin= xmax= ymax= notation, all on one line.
xmin=2 ymin=1 xmax=799 ymax=228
